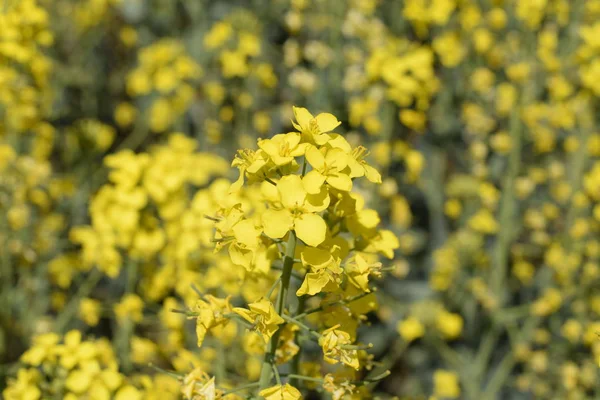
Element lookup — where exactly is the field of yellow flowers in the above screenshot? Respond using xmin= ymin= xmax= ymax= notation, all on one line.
xmin=2 ymin=0 xmax=600 ymax=399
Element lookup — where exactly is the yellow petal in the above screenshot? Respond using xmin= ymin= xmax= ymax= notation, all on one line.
xmin=313 ymin=132 xmax=332 ymax=145
xmin=248 ymin=298 xmax=273 ymax=315
xmin=302 ymin=170 xmax=326 ymax=194
xmin=304 ymin=185 xmax=330 ymax=212
xmin=232 ymin=219 xmax=260 ymax=248
xmin=293 ymin=106 xmax=313 ymax=129
xmin=297 ymin=272 xmax=331 ymax=296
xmin=229 ymin=244 xmax=254 ymax=268
xmin=232 ymin=307 xmax=254 ymax=323
xmin=315 ymin=112 xmax=341 ymax=133
xmin=305 ymin=145 xmax=326 ymax=171
xmin=262 ymin=209 xmax=293 ymax=239
xmin=326 ymin=173 xmax=353 ymax=191
xmin=347 ymin=157 xmax=364 ymax=178
xmin=357 ymin=209 xmax=380 ymax=229
xmin=259 ymin=384 xmax=302 ymax=400
xmin=327 ymin=133 xmax=352 ymax=152
xmin=258 ymin=138 xmax=278 ymax=155
xmin=325 ymin=147 xmax=349 ymax=171
xmin=364 ymin=164 xmax=382 ymax=183
xmin=295 ymin=213 xmax=326 ymax=247
xmin=278 ymin=175 xmax=307 ymax=209
xmin=300 ymin=246 xmax=333 ymax=269
xmin=284 ymin=132 xmax=302 ymax=148
xmin=229 ymin=167 xmax=245 ymax=193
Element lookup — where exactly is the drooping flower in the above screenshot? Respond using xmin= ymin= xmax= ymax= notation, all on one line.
xmin=259 ymin=384 xmax=302 ymax=400
xmin=192 ymin=295 xmax=233 ymax=347
xmin=297 ymin=246 xmax=343 ymax=296
xmin=319 ymin=325 xmax=360 ymax=369
xmin=233 ymin=298 xmax=285 ymax=343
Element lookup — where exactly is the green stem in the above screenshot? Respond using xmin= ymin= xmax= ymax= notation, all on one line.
xmin=266 ymin=277 xmax=281 ymax=300
xmin=289 ymin=296 xmax=306 ymax=388
xmin=54 ymin=268 xmax=103 ymax=333
xmin=490 ymin=106 xmax=522 ymax=306
xmin=285 ymin=374 xmax=323 ymax=384
xmin=257 ymin=231 xmax=297 ymax=395
xmin=295 ymin=291 xmax=372 ymax=319
xmin=223 ymin=382 xmax=260 ymax=395
xmin=281 ymin=314 xmax=320 ymax=339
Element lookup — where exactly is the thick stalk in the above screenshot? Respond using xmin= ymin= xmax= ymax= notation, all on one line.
xmin=257 ymin=230 xmax=297 ymax=394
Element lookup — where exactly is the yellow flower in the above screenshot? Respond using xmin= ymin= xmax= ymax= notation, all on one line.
xmin=296 ymin=246 xmax=343 ymax=296
xmin=214 ymin=204 xmax=262 ymax=270
xmin=230 ymin=149 xmax=268 ymax=192
xmin=115 ymin=385 xmax=143 ymax=400
xmin=433 ymin=370 xmax=460 ymax=398
xmin=56 ymin=330 xmax=97 ymax=370
xmin=114 ymin=294 xmax=144 ymax=323
xmin=347 ymin=146 xmax=382 ymax=183
xmin=220 ymin=50 xmax=249 ymax=78
xmin=21 ymin=333 xmax=60 ymax=366
xmin=397 ymin=316 xmax=425 ymax=342
xmin=275 ymin=324 xmax=300 ymax=364
xmin=181 ymin=367 xmax=217 ymax=400
xmin=436 ymin=311 xmax=463 ymax=340
xmin=292 ymin=106 xmax=340 ymax=145
xmin=261 ymin=175 xmax=329 ymax=247
xmin=319 ymin=325 xmax=360 ymax=369
xmin=204 ymin=21 xmax=233 ymax=50
xmin=193 ymin=295 xmax=233 ymax=347
xmin=233 ymin=298 xmax=285 ymax=343
xmin=345 ymin=253 xmax=382 ymax=292
xmin=303 ymin=145 xmax=352 ymax=194
xmin=259 ymin=384 xmax=302 ymax=400
xmin=258 ymin=132 xmax=308 ymax=166
xmin=3 ymin=368 xmax=42 ymax=400
xmin=323 ymin=373 xmax=356 ymax=400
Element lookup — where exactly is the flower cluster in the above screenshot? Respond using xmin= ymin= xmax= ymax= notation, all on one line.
xmin=3 ymin=330 xmax=179 ymax=400
xmin=179 ymin=106 xmax=398 ymax=398
xmin=126 ymin=40 xmax=203 ymax=133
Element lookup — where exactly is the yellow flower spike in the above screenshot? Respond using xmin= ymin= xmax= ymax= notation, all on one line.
xmin=233 ymin=298 xmax=285 ymax=343
xmin=259 ymin=383 xmax=302 ymax=400
xmin=292 ymin=106 xmax=340 ymax=145
xmin=258 ymin=133 xmax=309 ymax=166
xmin=261 ymin=175 xmax=328 ymax=247
xmin=303 ymin=146 xmax=352 ymax=193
